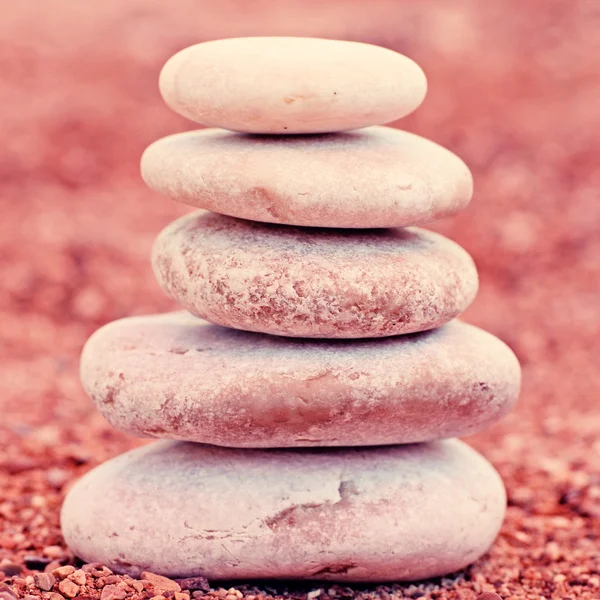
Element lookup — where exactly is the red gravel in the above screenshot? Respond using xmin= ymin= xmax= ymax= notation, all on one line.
xmin=1 ymin=1 xmax=599 ymax=599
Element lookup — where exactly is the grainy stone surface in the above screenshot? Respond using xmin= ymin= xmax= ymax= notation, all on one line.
xmin=152 ymin=212 xmax=478 ymax=338
xmin=158 ymin=37 xmax=427 ymax=134
xmin=141 ymin=127 xmax=472 ymax=228
xmin=61 ymin=439 xmax=506 ymax=581
xmin=81 ymin=312 xmax=520 ymax=447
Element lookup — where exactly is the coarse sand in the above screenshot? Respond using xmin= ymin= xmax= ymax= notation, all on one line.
xmin=1 ymin=1 xmax=599 ymax=599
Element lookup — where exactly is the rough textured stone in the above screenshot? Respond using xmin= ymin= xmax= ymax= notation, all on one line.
xmin=33 ymin=573 xmax=55 ymax=592
xmin=152 ymin=211 xmax=478 ymax=338
xmin=61 ymin=439 xmax=506 ymax=582
xmin=158 ymin=37 xmax=427 ymax=134
xmin=141 ymin=127 xmax=472 ymax=228
xmin=81 ymin=312 xmax=520 ymax=447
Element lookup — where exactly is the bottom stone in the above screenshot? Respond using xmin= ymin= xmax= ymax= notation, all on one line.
xmin=61 ymin=440 xmax=505 ymax=582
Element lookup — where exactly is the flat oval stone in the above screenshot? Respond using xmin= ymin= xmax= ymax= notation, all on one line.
xmin=159 ymin=37 xmax=427 ymax=134
xmin=61 ymin=439 xmax=505 ymax=581
xmin=141 ymin=127 xmax=472 ymax=228
xmin=152 ymin=212 xmax=479 ymax=338
xmin=81 ymin=312 xmax=520 ymax=447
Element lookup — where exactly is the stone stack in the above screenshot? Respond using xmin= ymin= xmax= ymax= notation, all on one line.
xmin=61 ymin=37 xmax=521 ymax=582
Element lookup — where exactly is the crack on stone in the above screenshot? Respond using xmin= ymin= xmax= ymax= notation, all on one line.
xmin=252 ymin=186 xmax=280 ymax=219
xmin=305 ymin=371 xmax=332 ymax=382
xmin=221 ymin=543 xmax=240 ymax=565
xmin=103 ymin=386 xmax=117 ymax=407
xmin=142 ymin=425 xmax=169 ymax=436
xmin=102 ymin=373 xmax=125 ymax=406
xmin=264 ymin=482 xmax=357 ymax=532
xmin=310 ymin=562 xmax=358 ymax=576
xmin=158 ymin=392 xmax=177 ymax=413
xmin=168 ymin=347 xmax=189 ymax=355
xmin=111 ymin=558 xmax=137 ymax=576
xmin=181 ymin=521 xmax=256 ymax=543
xmin=337 ymin=480 xmax=358 ymax=503
xmin=264 ymin=503 xmax=323 ymax=531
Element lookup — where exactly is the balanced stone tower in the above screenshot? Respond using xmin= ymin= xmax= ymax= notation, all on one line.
xmin=62 ymin=38 xmax=521 ymax=582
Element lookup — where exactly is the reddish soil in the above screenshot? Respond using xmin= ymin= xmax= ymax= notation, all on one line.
xmin=1 ymin=1 xmax=599 ymax=599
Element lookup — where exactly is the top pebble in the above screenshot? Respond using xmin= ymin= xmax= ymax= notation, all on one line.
xmin=159 ymin=37 xmax=427 ymax=134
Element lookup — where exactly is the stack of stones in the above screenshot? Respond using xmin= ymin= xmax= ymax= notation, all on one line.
xmin=62 ymin=37 xmax=521 ymax=582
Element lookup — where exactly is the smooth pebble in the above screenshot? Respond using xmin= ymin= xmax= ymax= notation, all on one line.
xmin=61 ymin=439 xmax=506 ymax=581
xmin=141 ymin=126 xmax=472 ymax=228
xmin=159 ymin=37 xmax=427 ymax=133
xmin=81 ymin=312 xmax=521 ymax=447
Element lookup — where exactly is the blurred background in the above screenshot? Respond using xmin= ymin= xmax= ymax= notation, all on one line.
xmin=1 ymin=0 xmax=599 ymax=597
